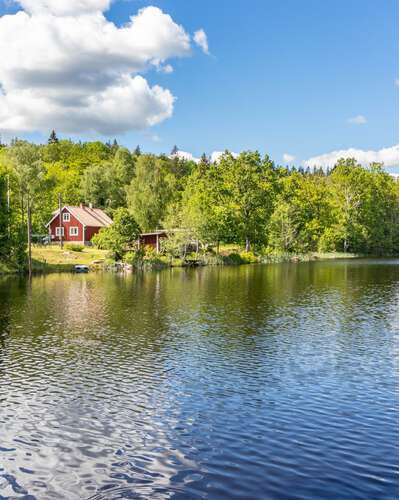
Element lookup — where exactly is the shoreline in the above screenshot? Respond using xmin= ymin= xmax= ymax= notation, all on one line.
xmin=0 ymin=251 xmax=369 ymax=276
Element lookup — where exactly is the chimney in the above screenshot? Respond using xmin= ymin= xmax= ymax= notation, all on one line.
xmin=89 ymin=203 xmax=93 ymax=209
xmin=80 ymin=202 xmax=85 ymax=209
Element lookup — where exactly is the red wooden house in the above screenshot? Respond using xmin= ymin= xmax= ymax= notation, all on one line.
xmin=46 ymin=204 xmax=112 ymax=245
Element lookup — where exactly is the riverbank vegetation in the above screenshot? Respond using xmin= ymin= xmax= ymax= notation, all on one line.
xmin=1 ymin=134 xmax=399 ymax=273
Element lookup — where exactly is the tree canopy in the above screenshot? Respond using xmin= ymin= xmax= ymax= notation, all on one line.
xmin=1 ymin=138 xmax=399 ymax=271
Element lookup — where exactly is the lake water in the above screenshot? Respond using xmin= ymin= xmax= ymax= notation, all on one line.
xmin=1 ymin=261 xmax=399 ymax=499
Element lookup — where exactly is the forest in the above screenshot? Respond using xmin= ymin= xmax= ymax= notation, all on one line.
xmin=1 ymin=132 xmax=399 ymax=271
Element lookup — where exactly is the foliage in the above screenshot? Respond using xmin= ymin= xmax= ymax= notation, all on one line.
xmin=65 ymin=243 xmax=84 ymax=252
xmin=2 ymin=137 xmax=399 ymax=273
xmin=126 ymin=155 xmax=177 ymax=231
xmin=48 ymin=130 xmax=59 ymax=145
xmin=92 ymin=208 xmax=140 ymax=259
xmin=123 ymin=250 xmax=144 ymax=267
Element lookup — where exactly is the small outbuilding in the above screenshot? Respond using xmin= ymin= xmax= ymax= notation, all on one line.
xmin=139 ymin=230 xmax=169 ymax=253
xmin=46 ymin=203 xmax=112 ymax=245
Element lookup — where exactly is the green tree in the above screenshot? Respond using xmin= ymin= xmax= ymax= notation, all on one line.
xmin=48 ymin=130 xmax=59 ymax=144
xmin=92 ymin=208 xmax=140 ymax=259
xmin=126 ymin=155 xmax=176 ymax=231
xmin=324 ymin=159 xmax=367 ymax=252
xmin=268 ymin=172 xmax=331 ymax=253
xmin=7 ymin=141 xmax=46 ymax=271
xmin=0 ymin=171 xmax=10 ymax=260
xmin=177 ymin=162 xmax=235 ymax=252
xmin=81 ymin=162 xmax=126 ymax=209
xmin=268 ymin=201 xmax=297 ymax=252
xmin=113 ymin=147 xmax=135 ymax=185
xmin=220 ymin=151 xmax=278 ymax=250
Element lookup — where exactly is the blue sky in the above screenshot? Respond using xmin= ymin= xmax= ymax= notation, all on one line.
xmin=1 ymin=0 xmax=399 ymax=168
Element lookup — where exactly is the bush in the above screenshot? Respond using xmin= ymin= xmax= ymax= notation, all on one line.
xmin=239 ymin=251 xmax=258 ymax=264
xmin=224 ymin=252 xmax=244 ymax=265
xmin=318 ymin=227 xmax=340 ymax=252
xmin=222 ymin=251 xmax=258 ymax=265
xmin=65 ymin=243 xmax=84 ymax=252
xmin=91 ymin=208 xmax=140 ymax=260
xmin=123 ymin=249 xmax=144 ymax=268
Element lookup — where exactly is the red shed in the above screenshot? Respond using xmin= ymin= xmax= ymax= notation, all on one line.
xmin=46 ymin=204 xmax=112 ymax=245
xmin=139 ymin=230 xmax=169 ymax=252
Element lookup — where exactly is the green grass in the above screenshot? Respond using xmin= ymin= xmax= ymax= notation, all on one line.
xmin=32 ymin=245 xmax=109 ymax=273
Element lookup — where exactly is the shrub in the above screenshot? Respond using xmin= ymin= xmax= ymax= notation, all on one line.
xmin=239 ymin=251 xmax=258 ymax=264
xmin=224 ymin=252 xmax=244 ymax=265
xmin=123 ymin=249 xmax=144 ymax=268
xmin=92 ymin=208 xmax=140 ymax=260
xmin=65 ymin=243 xmax=84 ymax=252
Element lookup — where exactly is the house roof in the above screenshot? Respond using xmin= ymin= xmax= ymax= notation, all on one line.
xmin=46 ymin=205 xmax=113 ymax=228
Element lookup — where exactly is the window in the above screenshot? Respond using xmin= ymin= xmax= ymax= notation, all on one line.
xmin=70 ymin=227 xmax=79 ymax=237
xmin=63 ymin=212 xmax=70 ymax=222
xmin=55 ymin=227 xmax=64 ymax=237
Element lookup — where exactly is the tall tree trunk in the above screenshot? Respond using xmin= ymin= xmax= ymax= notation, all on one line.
xmin=216 ymin=240 xmax=220 ymax=255
xmin=245 ymin=238 xmax=250 ymax=252
xmin=7 ymin=175 xmax=10 ymax=238
xmin=27 ymin=195 xmax=32 ymax=278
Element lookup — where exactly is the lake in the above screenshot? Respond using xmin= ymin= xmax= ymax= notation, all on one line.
xmin=1 ymin=260 xmax=399 ymax=499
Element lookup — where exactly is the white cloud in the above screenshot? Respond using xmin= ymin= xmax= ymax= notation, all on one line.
xmin=170 ymin=149 xmax=240 ymax=164
xmin=15 ymin=0 xmax=111 ymax=16
xmin=193 ymin=29 xmax=209 ymax=54
xmin=211 ymin=151 xmax=238 ymax=163
xmin=348 ymin=114 xmax=367 ymax=125
xmin=283 ymin=153 xmax=295 ymax=163
xmin=395 ymin=79 xmax=399 ymax=86
xmin=0 ymin=3 xmax=195 ymax=134
xmin=158 ymin=64 xmax=174 ymax=74
xmin=304 ymin=143 xmax=399 ymax=169
xmin=170 ymin=150 xmax=200 ymax=163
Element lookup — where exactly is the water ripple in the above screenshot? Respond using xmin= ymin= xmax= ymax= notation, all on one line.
xmin=1 ymin=262 xmax=399 ymax=498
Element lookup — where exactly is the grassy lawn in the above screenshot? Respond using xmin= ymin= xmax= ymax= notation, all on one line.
xmin=32 ymin=245 xmax=109 ymax=272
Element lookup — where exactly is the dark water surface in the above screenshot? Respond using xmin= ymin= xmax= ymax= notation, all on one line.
xmin=1 ymin=261 xmax=399 ymax=499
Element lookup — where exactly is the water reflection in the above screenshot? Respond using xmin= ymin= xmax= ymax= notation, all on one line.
xmin=1 ymin=261 xmax=399 ymax=498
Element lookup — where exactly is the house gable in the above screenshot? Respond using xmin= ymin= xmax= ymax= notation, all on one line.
xmin=48 ymin=207 xmax=84 ymax=243
xmin=46 ymin=206 xmax=86 ymax=228
xmin=46 ymin=205 xmax=112 ymax=244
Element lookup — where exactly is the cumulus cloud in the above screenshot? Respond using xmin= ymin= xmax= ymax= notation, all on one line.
xmin=169 ymin=149 xmax=239 ymax=164
xmin=347 ymin=114 xmax=367 ymax=125
xmin=15 ymin=0 xmax=111 ymax=16
xmin=0 ymin=3 xmax=193 ymax=134
xmin=304 ymin=143 xmax=399 ymax=169
xmin=283 ymin=153 xmax=295 ymax=163
xmin=211 ymin=151 xmax=238 ymax=163
xmin=170 ymin=149 xmax=200 ymax=163
xmin=193 ymin=29 xmax=209 ymax=54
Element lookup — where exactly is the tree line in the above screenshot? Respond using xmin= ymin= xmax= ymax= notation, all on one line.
xmin=1 ymin=133 xmax=399 ymax=270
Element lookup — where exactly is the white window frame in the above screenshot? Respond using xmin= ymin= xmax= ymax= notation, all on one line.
xmin=69 ymin=227 xmax=79 ymax=237
xmin=55 ymin=227 xmax=65 ymax=237
xmin=63 ymin=212 xmax=70 ymax=222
